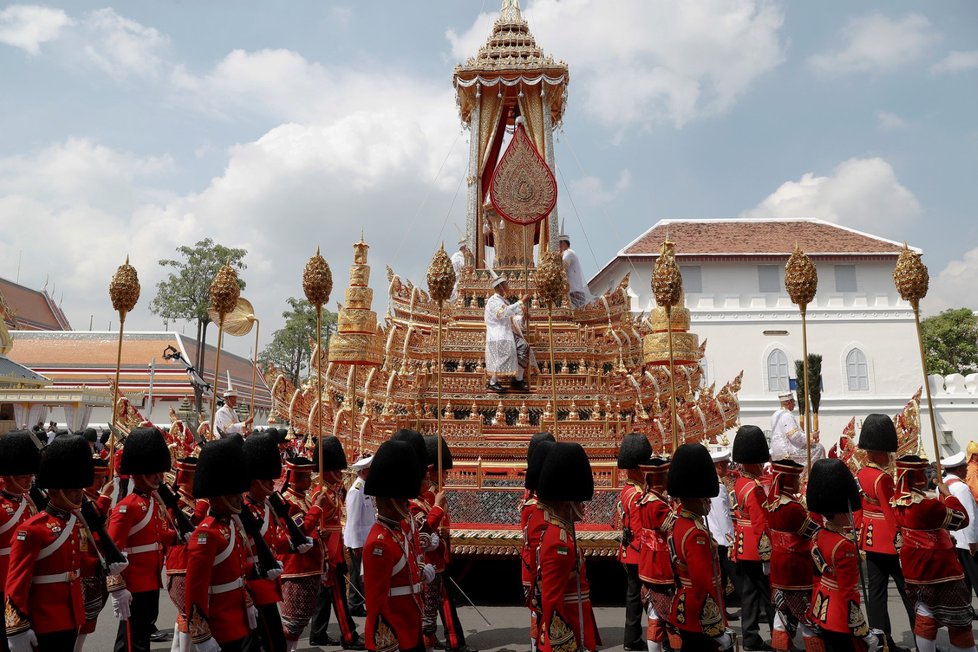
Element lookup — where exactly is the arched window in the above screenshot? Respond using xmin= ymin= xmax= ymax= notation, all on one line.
xmin=846 ymin=349 xmax=869 ymax=391
xmin=767 ymin=349 xmax=790 ymax=392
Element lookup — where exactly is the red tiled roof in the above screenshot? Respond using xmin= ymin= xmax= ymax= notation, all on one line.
xmin=0 ymin=278 xmax=72 ymax=330
xmin=6 ymin=331 xmax=271 ymax=408
xmin=622 ymin=219 xmax=906 ymax=257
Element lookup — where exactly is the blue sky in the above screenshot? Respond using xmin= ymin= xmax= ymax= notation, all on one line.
xmin=1 ymin=0 xmax=976 ymax=355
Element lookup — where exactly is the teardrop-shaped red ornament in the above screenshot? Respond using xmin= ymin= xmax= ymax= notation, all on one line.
xmin=489 ymin=122 xmax=557 ymax=226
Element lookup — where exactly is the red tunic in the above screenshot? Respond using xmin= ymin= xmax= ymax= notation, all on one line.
xmin=107 ymin=490 xmax=176 ymax=593
xmin=537 ymin=510 xmax=600 ymax=652
xmin=731 ymin=474 xmax=771 ymax=562
xmin=314 ymin=484 xmax=347 ymax=567
xmin=79 ymin=490 xmax=112 ymax=580
xmin=4 ymin=507 xmax=85 ymax=636
xmin=243 ymin=495 xmax=289 ymax=606
xmin=892 ymin=491 xmax=968 ymax=584
xmin=363 ymin=516 xmax=423 ymax=652
xmin=766 ymin=494 xmax=816 ymax=591
xmin=808 ymin=524 xmax=869 ymax=637
xmin=409 ymin=489 xmax=447 ymax=572
xmin=520 ymin=494 xmax=547 ymax=588
xmin=637 ymin=490 xmax=674 ymax=586
xmin=165 ymin=489 xmax=208 ymax=577
xmin=279 ymin=488 xmax=324 ymax=579
xmin=185 ymin=516 xmax=253 ymax=646
xmin=669 ymin=509 xmax=727 ymax=638
xmin=617 ymin=481 xmax=644 ymax=565
xmin=856 ymin=465 xmax=899 ymax=555
xmin=0 ymin=492 xmax=37 ymax=593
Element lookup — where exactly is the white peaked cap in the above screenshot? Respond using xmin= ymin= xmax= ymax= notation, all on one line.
xmin=778 ymin=392 xmax=794 ymax=402
xmin=710 ymin=448 xmax=730 ymax=463
xmin=489 ymin=268 xmax=507 ymax=288
xmin=352 ymin=455 xmax=374 ymax=470
xmin=941 ymin=451 xmax=966 ymax=468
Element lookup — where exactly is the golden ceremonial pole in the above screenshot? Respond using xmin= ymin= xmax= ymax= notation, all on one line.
xmin=785 ymin=245 xmax=818 ymax=473
xmin=536 ymin=251 xmax=566 ymax=438
xmin=249 ymin=319 xmax=260 ymax=420
xmin=108 ymin=257 xmax=140 ymax=478
xmin=208 ymin=259 xmax=241 ymax=438
xmin=651 ymin=241 xmax=682 ymax=452
xmin=893 ymin=244 xmax=943 ymax=477
xmin=303 ymin=247 xmax=333 ymax=485
xmin=427 ymin=244 xmax=456 ymax=490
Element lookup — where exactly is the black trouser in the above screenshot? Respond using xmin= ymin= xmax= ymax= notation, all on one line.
xmin=865 ymin=551 xmax=913 ymax=639
xmin=309 ymin=563 xmax=358 ymax=644
xmin=35 ymin=630 xmax=77 ymax=651
xmin=114 ymin=589 xmax=160 ymax=652
xmin=215 ymin=637 xmax=248 ymax=652
xmin=716 ymin=545 xmax=738 ymax=608
xmin=736 ymin=560 xmax=773 ymax=647
xmin=243 ymin=602 xmax=287 ymax=652
xmin=348 ymin=547 xmax=365 ymax=614
xmin=679 ymin=630 xmax=731 ymax=651
xmin=623 ymin=563 xmax=644 ymax=646
xmin=820 ymin=630 xmax=864 ymax=651
xmin=958 ymin=547 xmax=978 ymax=601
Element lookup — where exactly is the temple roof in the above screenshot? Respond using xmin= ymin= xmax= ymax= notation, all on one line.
xmin=454 ymin=1 xmax=567 ymax=77
xmin=0 ymin=277 xmax=72 ymax=331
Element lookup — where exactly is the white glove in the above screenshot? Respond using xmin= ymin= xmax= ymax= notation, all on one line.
xmin=296 ymin=537 xmax=314 ymax=554
xmin=714 ymin=633 xmax=732 ymax=651
xmin=761 ymin=561 xmax=770 ymax=575
xmin=862 ymin=633 xmax=880 ymax=652
xmin=422 ymin=563 xmax=436 ymax=584
xmin=107 ymin=555 xmax=129 ymax=576
xmin=247 ymin=604 xmax=259 ymax=630
xmin=111 ymin=588 xmax=133 ymax=620
xmin=7 ymin=629 xmax=38 ymax=652
xmin=427 ymin=532 xmax=441 ymax=551
xmin=264 ymin=561 xmax=283 ymax=580
xmin=195 ymin=637 xmax=221 ymax=652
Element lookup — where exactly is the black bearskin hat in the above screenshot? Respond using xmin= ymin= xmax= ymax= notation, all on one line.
xmin=857 ymin=414 xmax=898 ymax=453
xmin=120 ymin=427 xmax=171 ymax=475
xmin=527 ymin=432 xmax=555 ymax=464
xmin=807 ymin=458 xmax=861 ymax=516
xmin=391 ymin=429 xmax=428 ymax=482
xmin=537 ymin=442 xmax=594 ymax=502
xmin=525 ymin=439 xmax=556 ymax=492
xmin=0 ymin=430 xmax=42 ymax=475
xmin=193 ymin=436 xmax=249 ymax=498
xmin=242 ymin=432 xmax=282 ymax=481
xmin=668 ymin=443 xmax=719 ymax=498
xmin=37 ymin=434 xmax=94 ymax=490
xmin=617 ymin=432 xmax=653 ymax=469
xmin=424 ymin=435 xmax=454 ymax=472
xmin=313 ymin=436 xmax=348 ymax=472
xmin=364 ymin=440 xmax=422 ymax=499
xmin=270 ymin=428 xmax=288 ymax=445
xmin=732 ymin=425 xmax=769 ymax=464
xmin=83 ymin=428 xmax=98 ymax=443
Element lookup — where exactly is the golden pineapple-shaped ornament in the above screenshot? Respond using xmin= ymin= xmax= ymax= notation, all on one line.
xmin=303 ymin=247 xmax=333 ymax=308
xmin=652 ymin=240 xmax=682 ymax=308
xmin=785 ymin=244 xmax=818 ymax=311
xmin=209 ymin=259 xmax=241 ymax=317
xmin=109 ymin=256 xmax=140 ymax=316
xmin=536 ymin=250 xmax=566 ymax=307
xmin=426 ymin=244 xmax=456 ymax=304
xmin=893 ymin=243 xmax=929 ymax=309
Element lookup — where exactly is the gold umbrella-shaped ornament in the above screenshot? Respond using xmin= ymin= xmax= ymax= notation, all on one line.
xmin=536 ymin=250 xmax=566 ymax=436
xmin=207 ymin=260 xmax=241 ymax=437
xmin=784 ymin=244 xmax=818 ymax=473
xmin=207 ymin=297 xmax=260 ymax=420
xmin=108 ymin=257 xmax=140 ymax=477
xmin=303 ymin=248 xmax=332 ymax=483
xmin=426 ymin=244 xmax=456 ymax=490
xmin=649 ymin=241 xmax=682 ymax=451
xmin=892 ymin=244 xmax=944 ymax=476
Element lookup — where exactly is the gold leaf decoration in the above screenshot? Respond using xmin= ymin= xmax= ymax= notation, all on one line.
xmin=652 ymin=241 xmax=682 ymax=308
xmin=109 ymin=256 xmax=140 ymax=314
xmin=893 ymin=243 xmax=928 ymax=308
xmin=784 ymin=244 xmax=818 ymax=307
xmin=303 ymin=247 xmax=333 ymax=308
xmin=209 ymin=260 xmax=241 ymax=317
xmin=426 ymin=244 xmax=456 ymax=304
xmin=536 ymin=250 xmax=566 ymax=307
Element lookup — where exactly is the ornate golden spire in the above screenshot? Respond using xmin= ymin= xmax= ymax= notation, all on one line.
xmin=500 ymin=0 xmax=522 ymax=22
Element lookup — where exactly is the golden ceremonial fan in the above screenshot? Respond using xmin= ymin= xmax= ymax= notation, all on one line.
xmin=208 ymin=297 xmax=256 ymax=337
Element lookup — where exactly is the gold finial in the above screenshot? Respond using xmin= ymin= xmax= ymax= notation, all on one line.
xmin=893 ymin=242 xmax=928 ymax=309
xmin=426 ymin=243 xmax=456 ymax=304
xmin=536 ymin=250 xmax=566 ymax=307
xmin=109 ymin=256 xmax=140 ymax=315
xmin=785 ymin=244 xmax=818 ymax=308
xmin=209 ymin=259 xmax=241 ymax=317
xmin=303 ymin=248 xmax=333 ymax=308
xmin=652 ymin=240 xmax=682 ymax=308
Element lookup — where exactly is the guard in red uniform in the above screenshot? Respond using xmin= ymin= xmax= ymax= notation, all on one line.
xmin=666 ymin=443 xmax=732 ymax=651
xmin=77 ymin=457 xmax=114 ymax=648
xmin=806 ymin=458 xmax=878 ymax=651
xmin=854 ymin=414 xmax=913 ymax=652
xmin=730 ymin=425 xmax=774 ymax=650
xmin=616 ymin=433 xmax=653 ymax=651
xmin=521 ymin=434 xmax=555 ymax=652
xmin=309 ymin=436 xmax=363 ymax=649
xmin=0 ymin=431 xmax=41 ymax=652
xmin=362 ymin=440 xmax=425 ymax=652
xmin=4 ymin=434 xmax=93 ymax=651
xmin=185 ymin=436 xmax=256 ymax=652
xmin=637 ymin=457 xmax=675 ymax=652
xmin=242 ymin=433 xmax=290 ymax=652
xmin=766 ymin=459 xmax=818 ymax=650
xmin=891 ymin=455 xmax=975 ymax=652
xmin=107 ymin=426 xmax=177 ymax=652
xmin=278 ymin=455 xmax=326 ymax=650
xmin=534 ymin=441 xmax=600 ymax=652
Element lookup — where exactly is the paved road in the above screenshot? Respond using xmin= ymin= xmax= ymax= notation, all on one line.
xmin=85 ymin=581 xmax=976 ymax=651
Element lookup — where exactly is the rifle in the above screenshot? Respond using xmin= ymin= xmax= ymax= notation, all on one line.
xmin=79 ymin=496 xmax=129 ymax=571
xmin=155 ymin=485 xmax=195 ymax=543
xmin=268 ymin=491 xmax=314 ymax=552
xmin=236 ymin=505 xmax=282 ymax=580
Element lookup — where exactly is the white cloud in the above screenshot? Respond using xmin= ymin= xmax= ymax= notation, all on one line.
xmin=741 ymin=157 xmax=923 ymax=235
xmin=876 ymin=110 xmax=906 ymax=131
xmin=570 ymin=169 xmax=632 ymax=206
xmin=930 ymin=247 xmax=978 ymax=313
xmin=447 ymin=0 xmax=785 ymax=129
xmin=79 ymin=8 xmax=169 ymax=80
xmin=0 ymin=4 xmax=70 ymax=54
xmin=808 ymin=13 xmax=939 ymax=75
xmin=931 ymin=50 xmax=978 ymax=75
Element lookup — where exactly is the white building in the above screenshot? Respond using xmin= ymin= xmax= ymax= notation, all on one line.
xmin=590 ymin=218 xmax=976 ymax=455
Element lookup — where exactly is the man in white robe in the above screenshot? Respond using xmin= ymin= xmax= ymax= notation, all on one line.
xmin=214 ymin=387 xmax=252 ymax=437
xmin=770 ymin=392 xmax=809 ymax=464
xmin=450 ymin=240 xmax=469 ymax=304
xmin=558 ymin=233 xmax=592 ymax=309
xmin=484 ymin=275 xmax=529 ymax=393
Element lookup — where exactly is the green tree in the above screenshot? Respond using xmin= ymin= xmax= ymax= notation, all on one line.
xmin=149 ymin=239 xmax=247 ymax=411
xmin=921 ymin=307 xmax=978 ymax=375
xmin=259 ymin=297 xmax=337 ymax=385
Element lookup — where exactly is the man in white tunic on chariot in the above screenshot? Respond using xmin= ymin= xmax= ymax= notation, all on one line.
xmin=484 ymin=272 xmax=530 ymax=393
